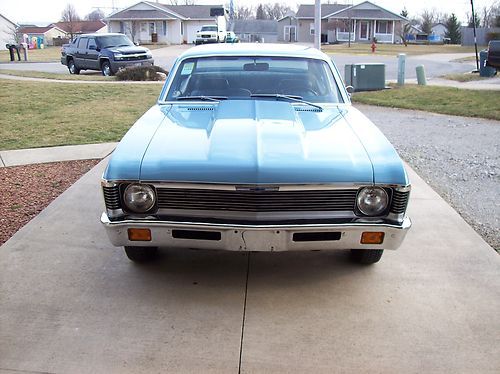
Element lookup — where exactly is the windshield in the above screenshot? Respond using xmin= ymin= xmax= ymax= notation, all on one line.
xmin=97 ymin=35 xmax=134 ymax=49
xmin=165 ymin=56 xmax=343 ymax=103
xmin=201 ymin=26 xmax=218 ymax=32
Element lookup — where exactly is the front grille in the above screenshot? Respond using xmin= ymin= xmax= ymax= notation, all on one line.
xmin=156 ymin=188 xmax=357 ymax=212
xmin=103 ymin=186 xmax=120 ymax=210
xmin=201 ymin=34 xmax=213 ymax=38
xmin=121 ymin=54 xmax=148 ymax=61
xmin=390 ymin=190 xmax=410 ymax=214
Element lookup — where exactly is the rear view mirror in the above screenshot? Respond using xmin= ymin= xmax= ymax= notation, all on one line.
xmin=244 ymin=63 xmax=269 ymax=71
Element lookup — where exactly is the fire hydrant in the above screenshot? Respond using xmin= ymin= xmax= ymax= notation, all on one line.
xmin=371 ymin=41 xmax=376 ymax=53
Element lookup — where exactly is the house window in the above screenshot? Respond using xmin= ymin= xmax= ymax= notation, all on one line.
xmin=149 ymin=22 xmax=156 ymax=34
xmin=376 ymin=21 xmax=392 ymax=34
xmin=310 ymin=23 xmax=314 ymax=35
xmin=119 ymin=21 xmax=124 ymax=33
xmin=337 ymin=21 xmax=354 ymax=33
xmin=180 ymin=21 xmax=183 ymax=35
xmin=163 ymin=21 xmax=167 ymax=36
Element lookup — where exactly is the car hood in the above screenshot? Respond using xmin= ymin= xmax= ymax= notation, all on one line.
xmin=108 ymin=45 xmax=149 ymax=54
xmin=104 ymin=101 xmax=408 ymax=185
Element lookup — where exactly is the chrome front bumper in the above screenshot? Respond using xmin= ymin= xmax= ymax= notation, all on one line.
xmin=101 ymin=213 xmax=411 ymax=252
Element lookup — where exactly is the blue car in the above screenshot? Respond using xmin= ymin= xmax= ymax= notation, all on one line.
xmin=101 ymin=44 xmax=411 ymax=264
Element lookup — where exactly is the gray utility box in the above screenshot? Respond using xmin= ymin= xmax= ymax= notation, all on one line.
xmin=344 ymin=63 xmax=385 ymax=91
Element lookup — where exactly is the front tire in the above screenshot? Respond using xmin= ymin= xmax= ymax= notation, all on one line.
xmin=68 ymin=59 xmax=80 ymax=75
xmin=350 ymin=249 xmax=384 ymax=264
xmin=124 ymin=246 xmax=158 ymax=263
xmin=101 ymin=60 xmax=113 ymax=76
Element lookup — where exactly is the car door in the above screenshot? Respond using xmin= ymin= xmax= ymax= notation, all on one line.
xmin=86 ymin=37 xmax=99 ymax=70
xmin=75 ymin=37 xmax=88 ymax=69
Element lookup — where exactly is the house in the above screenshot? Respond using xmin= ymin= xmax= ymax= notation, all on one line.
xmin=1 ymin=13 xmax=18 ymax=49
xmin=106 ymin=1 xmax=227 ymax=44
xmin=232 ymin=20 xmax=278 ymax=43
xmin=50 ymin=20 xmax=108 ymax=37
xmin=278 ymin=1 xmax=408 ymax=44
xmin=17 ymin=25 xmax=66 ymax=47
xmin=430 ymin=22 xmax=447 ymax=42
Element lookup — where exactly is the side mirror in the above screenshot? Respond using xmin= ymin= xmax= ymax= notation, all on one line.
xmin=345 ymin=85 xmax=354 ymax=95
xmin=134 ymin=42 xmax=139 ymax=46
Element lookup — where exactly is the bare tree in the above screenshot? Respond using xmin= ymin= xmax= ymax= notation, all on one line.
xmin=61 ymin=3 xmax=81 ymax=40
xmin=235 ymin=5 xmax=254 ymax=20
xmin=479 ymin=2 xmax=500 ymax=27
xmin=420 ymin=9 xmax=435 ymax=34
xmin=396 ymin=22 xmax=412 ymax=46
xmin=263 ymin=3 xmax=293 ymax=20
xmin=125 ymin=21 xmax=139 ymax=43
xmin=85 ymin=9 xmax=105 ymax=21
xmin=168 ymin=0 xmax=195 ymax=4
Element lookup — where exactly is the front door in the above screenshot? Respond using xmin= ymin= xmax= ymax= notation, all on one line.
xmin=360 ymin=21 xmax=369 ymax=40
xmin=284 ymin=25 xmax=296 ymax=42
xmin=140 ymin=22 xmax=149 ymax=42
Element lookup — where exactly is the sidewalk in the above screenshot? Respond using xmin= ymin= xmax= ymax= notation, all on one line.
xmin=387 ymin=76 xmax=500 ymax=90
xmin=0 ymin=142 xmax=117 ymax=167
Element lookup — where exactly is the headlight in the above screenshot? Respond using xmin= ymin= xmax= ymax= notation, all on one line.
xmin=114 ymin=53 xmax=124 ymax=60
xmin=146 ymin=52 xmax=152 ymax=58
xmin=123 ymin=184 xmax=156 ymax=213
xmin=356 ymin=187 xmax=389 ymax=216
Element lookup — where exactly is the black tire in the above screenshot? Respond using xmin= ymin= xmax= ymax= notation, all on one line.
xmin=124 ymin=246 xmax=158 ymax=263
xmin=68 ymin=59 xmax=80 ymax=75
xmin=350 ymin=249 xmax=384 ymax=264
xmin=101 ymin=60 xmax=113 ymax=76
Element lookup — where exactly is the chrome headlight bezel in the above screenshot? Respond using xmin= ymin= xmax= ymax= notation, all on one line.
xmin=122 ymin=183 xmax=156 ymax=213
xmin=356 ymin=186 xmax=389 ymax=216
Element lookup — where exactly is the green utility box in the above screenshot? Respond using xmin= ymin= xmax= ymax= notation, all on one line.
xmin=344 ymin=63 xmax=385 ymax=91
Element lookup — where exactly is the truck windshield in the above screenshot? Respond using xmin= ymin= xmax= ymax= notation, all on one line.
xmin=97 ymin=35 xmax=134 ymax=49
xmin=201 ymin=26 xmax=218 ymax=32
xmin=165 ymin=56 xmax=344 ymax=104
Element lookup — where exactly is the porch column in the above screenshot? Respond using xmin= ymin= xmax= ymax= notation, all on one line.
xmin=353 ymin=19 xmax=357 ymax=42
xmin=392 ymin=20 xmax=395 ymax=43
xmin=373 ymin=20 xmax=377 ymax=41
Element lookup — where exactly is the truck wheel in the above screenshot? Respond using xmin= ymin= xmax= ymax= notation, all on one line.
xmin=124 ymin=246 xmax=158 ymax=263
xmin=350 ymin=249 xmax=384 ymax=264
xmin=68 ymin=59 xmax=80 ymax=75
xmin=101 ymin=60 xmax=113 ymax=76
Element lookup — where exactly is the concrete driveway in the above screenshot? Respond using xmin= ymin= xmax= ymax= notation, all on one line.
xmin=0 ymin=44 xmax=475 ymax=80
xmin=1 ymin=158 xmax=499 ymax=373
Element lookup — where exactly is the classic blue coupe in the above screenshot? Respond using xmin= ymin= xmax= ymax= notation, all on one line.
xmin=101 ymin=44 xmax=411 ymax=264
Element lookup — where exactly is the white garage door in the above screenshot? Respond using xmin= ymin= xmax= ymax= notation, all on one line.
xmin=186 ymin=23 xmax=202 ymax=44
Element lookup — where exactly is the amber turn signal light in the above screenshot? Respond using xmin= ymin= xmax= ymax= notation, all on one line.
xmin=128 ymin=228 xmax=152 ymax=241
xmin=361 ymin=232 xmax=384 ymax=245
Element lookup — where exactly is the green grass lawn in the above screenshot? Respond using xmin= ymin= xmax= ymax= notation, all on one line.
xmin=0 ymin=46 xmax=62 ymax=62
xmin=323 ymin=43 xmax=484 ymax=56
xmin=352 ymin=85 xmax=500 ymax=121
xmin=0 ymin=69 xmax=111 ymax=81
xmin=0 ymin=79 xmax=160 ymax=150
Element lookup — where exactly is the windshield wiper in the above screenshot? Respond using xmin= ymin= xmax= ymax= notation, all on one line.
xmin=176 ymin=95 xmax=228 ymax=102
xmin=250 ymin=94 xmax=323 ymax=111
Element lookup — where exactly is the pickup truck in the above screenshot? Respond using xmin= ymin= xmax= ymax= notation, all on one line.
xmin=485 ymin=40 xmax=500 ymax=71
xmin=195 ymin=25 xmax=226 ymax=45
xmin=61 ymin=33 xmax=154 ymax=76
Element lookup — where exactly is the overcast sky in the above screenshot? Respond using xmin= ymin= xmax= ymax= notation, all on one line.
xmin=1 ymin=0 xmax=497 ymax=25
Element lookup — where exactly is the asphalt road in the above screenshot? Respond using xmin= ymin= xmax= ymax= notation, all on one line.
xmin=0 ymin=44 xmax=475 ymax=80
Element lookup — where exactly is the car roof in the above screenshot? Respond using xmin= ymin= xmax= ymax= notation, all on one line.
xmin=179 ymin=43 xmax=330 ymax=61
xmin=79 ymin=33 xmax=125 ymax=38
